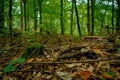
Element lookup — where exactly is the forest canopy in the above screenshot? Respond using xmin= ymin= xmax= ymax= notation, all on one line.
xmin=0 ymin=0 xmax=120 ymax=36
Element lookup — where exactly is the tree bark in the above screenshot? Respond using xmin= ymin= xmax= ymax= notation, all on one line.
xmin=70 ymin=0 xmax=74 ymax=35
xmin=60 ymin=0 xmax=64 ymax=34
xmin=0 ymin=0 xmax=4 ymax=33
xmin=38 ymin=0 xmax=42 ymax=34
xmin=34 ymin=0 xmax=37 ymax=31
xmin=9 ymin=0 xmax=13 ymax=46
xmin=73 ymin=0 xmax=81 ymax=36
xmin=23 ymin=0 xmax=27 ymax=31
xmin=112 ymin=0 xmax=114 ymax=34
xmin=116 ymin=0 xmax=120 ymax=34
xmin=20 ymin=0 xmax=23 ymax=30
xmin=87 ymin=0 xmax=91 ymax=35
xmin=91 ymin=0 xmax=95 ymax=35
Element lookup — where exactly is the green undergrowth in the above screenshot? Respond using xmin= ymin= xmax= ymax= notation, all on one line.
xmin=3 ymin=43 xmax=44 ymax=73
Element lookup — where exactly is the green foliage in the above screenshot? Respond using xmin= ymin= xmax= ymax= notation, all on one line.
xmin=117 ymin=48 xmax=120 ymax=53
xmin=21 ymin=43 xmax=44 ymax=59
xmin=115 ymin=39 xmax=120 ymax=45
xmin=3 ymin=58 xmax=25 ymax=73
xmin=106 ymin=71 xmax=115 ymax=78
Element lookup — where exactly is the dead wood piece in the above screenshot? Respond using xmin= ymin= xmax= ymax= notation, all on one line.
xmin=25 ymin=56 xmax=120 ymax=65
xmin=58 ymin=45 xmax=89 ymax=56
xmin=57 ymin=52 xmax=82 ymax=60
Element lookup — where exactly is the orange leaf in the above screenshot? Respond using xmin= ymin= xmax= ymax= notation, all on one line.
xmin=27 ymin=58 xmax=34 ymax=63
xmin=92 ymin=49 xmax=103 ymax=55
xmin=80 ymin=70 xmax=91 ymax=80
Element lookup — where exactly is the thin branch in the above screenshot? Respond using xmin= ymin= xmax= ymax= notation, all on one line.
xmin=26 ymin=56 xmax=120 ymax=64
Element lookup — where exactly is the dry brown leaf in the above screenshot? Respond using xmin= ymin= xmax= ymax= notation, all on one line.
xmin=56 ymin=72 xmax=72 ymax=80
xmin=27 ymin=58 xmax=34 ymax=63
xmin=50 ymin=77 xmax=57 ymax=80
xmin=80 ymin=70 xmax=91 ymax=80
xmin=92 ymin=49 xmax=103 ymax=55
xmin=71 ymin=71 xmax=79 ymax=77
xmin=111 ymin=68 xmax=119 ymax=74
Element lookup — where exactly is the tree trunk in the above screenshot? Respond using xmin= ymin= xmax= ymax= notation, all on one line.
xmin=70 ymin=0 xmax=74 ymax=35
xmin=20 ymin=0 xmax=23 ymax=30
xmin=9 ymin=0 xmax=13 ymax=46
xmin=87 ymin=0 xmax=91 ymax=35
xmin=100 ymin=1 xmax=108 ymax=35
xmin=23 ymin=0 xmax=27 ymax=31
xmin=34 ymin=0 xmax=37 ymax=31
xmin=0 ymin=0 xmax=4 ymax=33
xmin=116 ymin=0 xmax=120 ymax=34
xmin=38 ymin=0 xmax=42 ymax=34
xmin=73 ymin=0 xmax=81 ymax=36
xmin=91 ymin=0 xmax=95 ymax=35
xmin=112 ymin=0 xmax=114 ymax=34
xmin=60 ymin=0 xmax=64 ymax=34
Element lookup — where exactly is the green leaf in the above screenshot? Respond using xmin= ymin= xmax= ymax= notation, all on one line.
xmin=3 ymin=65 xmax=16 ymax=73
xmin=106 ymin=71 xmax=115 ymax=78
xmin=117 ymin=48 xmax=120 ymax=53
xmin=3 ymin=58 xmax=25 ymax=73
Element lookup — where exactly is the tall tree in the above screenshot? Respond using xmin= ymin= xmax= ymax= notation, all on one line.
xmin=38 ymin=0 xmax=42 ymax=34
xmin=87 ymin=0 xmax=91 ymax=35
xmin=91 ymin=0 xmax=95 ymax=35
xmin=27 ymin=1 xmax=30 ymax=31
xmin=34 ymin=0 xmax=37 ymax=31
xmin=112 ymin=0 xmax=114 ymax=34
xmin=23 ymin=0 xmax=27 ymax=31
xmin=70 ymin=0 xmax=74 ymax=35
xmin=60 ymin=0 xmax=64 ymax=34
xmin=9 ymin=0 xmax=13 ymax=45
xmin=0 ymin=0 xmax=4 ymax=33
xmin=116 ymin=0 xmax=120 ymax=34
xmin=20 ymin=0 xmax=23 ymax=30
xmin=73 ymin=0 xmax=81 ymax=36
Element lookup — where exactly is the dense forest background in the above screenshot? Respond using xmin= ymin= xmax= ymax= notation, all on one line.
xmin=0 ymin=0 xmax=120 ymax=79
xmin=0 ymin=0 xmax=120 ymax=37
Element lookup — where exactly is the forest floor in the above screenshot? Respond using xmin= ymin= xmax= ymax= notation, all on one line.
xmin=0 ymin=33 xmax=120 ymax=80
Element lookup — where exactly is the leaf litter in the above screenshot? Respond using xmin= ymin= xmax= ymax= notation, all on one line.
xmin=0 ymin=35 xmax=120 ymax=80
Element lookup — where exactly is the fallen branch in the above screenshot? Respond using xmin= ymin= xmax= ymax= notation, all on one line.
xmin=26 ymin=56 xmax=120 ymax=64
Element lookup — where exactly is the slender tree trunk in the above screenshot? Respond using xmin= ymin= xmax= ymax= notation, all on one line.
xmin=112 ymin=0 xmax=114 ymax=34
xmin=9 ymin=0 xmax=13 ymax=46
xmin=60 ymin=0 xmax=64 ymax=34
xmin=91 ymin=0 xmax=95 ymax=35
xmin=34 ymin=0 xmax=37 ymax=31
xmin=87 ymin=0 xmax=90 ymax=35
xmin=27 ymin=1 xmax=30 ymax=31
xmin=73 ymin=0 xmax=81 ymax=36
xmin=70 ymin=0 xmax=74 ymax=35
xmin=0 ymin=0 xmax=4 ymax=33
xmin=23 ymin=0 xmax=27 ymax=31
xmin=20 ymin=0 xmax=23 ymax=30
xmin=38 ymin=0 xmax=42 ymax=34
xmin=27 ymin=14 xmax=30 ymax=31
xmin=116 ymin=0 xmax=120 ymax=34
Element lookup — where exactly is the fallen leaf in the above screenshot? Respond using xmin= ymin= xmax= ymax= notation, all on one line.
xmin=27 ymin=58 xmax=34 ymax=63
xmin=80 ymin=70 xmax=91 ymax=80
xmin=56 ymin=72 xmax=72 ymax=80
xmin=102 ymin=71 xmax=115 ymax=79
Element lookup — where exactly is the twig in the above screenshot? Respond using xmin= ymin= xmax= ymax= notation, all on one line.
xmin=26 ymin=56 xmax=120 ymax=64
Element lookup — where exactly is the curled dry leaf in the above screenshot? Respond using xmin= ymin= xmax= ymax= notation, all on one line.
xmin=80 ymin=70 xmax=91 ymax=80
